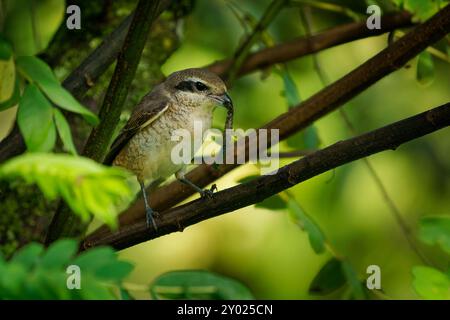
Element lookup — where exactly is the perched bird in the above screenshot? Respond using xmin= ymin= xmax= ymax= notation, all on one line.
xmin=104 ymin=68 xmax=233 ymax=230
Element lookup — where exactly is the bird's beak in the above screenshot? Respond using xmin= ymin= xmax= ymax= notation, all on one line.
xmin=211 ymin=93 xmax=233 ymax=110
xmin=221 ymin=93 xmax=233 ymax=110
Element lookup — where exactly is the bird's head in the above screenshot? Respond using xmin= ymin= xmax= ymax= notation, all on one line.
xmin=165 ymin=68 xmax=233 ymax=111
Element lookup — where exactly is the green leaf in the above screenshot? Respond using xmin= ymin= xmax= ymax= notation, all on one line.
xmin=412 ymin=266 xmax=450 ymax=300
xmin=0 ymin=56 xmax=16 ymax=105
xmin=309 ymin=258 xmax=347 ymax=295
xmin=0 ymin=35 xmax=13 ymax=60
xmin=0 ymin=153 xmax=135 ymax=228
xmin=403 ymin=0 xmax=440 ymax=22
xmin=150 ymin=270 xmax=254 ymax=300
xmin=416 ymin=51 xmax=435 ymax=86
xmin=16 ymin=56 xmax=99 ymax=125
xmin=10 ymin=243 xmax=44 ymax=269
xmin=72 ymin=247 xmax=117 ymax=272
xmin=17 ymin=84 xmax=56 ymax=152
xmin=255 ymin=194 xmax=287 ymax=210
xmin=119 ymin=288 xmax=134 ymax=300
xmin=40 ymin=239 xmax=78 ymax=269
xmin=0 ymin=77 xmax=20 ymax=111
xmin=288 ymin=198 xmax=326 ymax=254
xmin=280 ymin=70 xmax=301 ymax=108
xmin=418 ymin=216 xmax=450 ymax=255
xmin=95 ymin=261 xmax=134 ymax=282
xmin=341 ymin=260 xmax=367 ymax=300
xmin=53 ymin=108 xmax=78 ymax=155
xmin=0 ymin=240 xmax=132 ymax=300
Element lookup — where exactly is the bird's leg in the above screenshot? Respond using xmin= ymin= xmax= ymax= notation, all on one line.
xmin=175 ymin=168 xmax=217 ymax=199
xmin=139 ymin=180 xmax=158 ymax=230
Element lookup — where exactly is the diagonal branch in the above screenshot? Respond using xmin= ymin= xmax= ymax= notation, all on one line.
xmin=0 ymin=11 xmax=411 ymax=163
xmin=82 ymin=0 xmax=166 ymax=162
xmin=83 ymin=103 xmax=450 ymax=250
xmin=208 ymin=11 xmax=413 ymax=76
xmin=87 ymin=5 xmax=450 ymax=243
xmin=45 ymin=0 xmax=167 ymax=243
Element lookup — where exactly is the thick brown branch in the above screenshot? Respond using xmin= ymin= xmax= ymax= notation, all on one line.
xmin=87 ymin=5 xmax=450 ymax=243
xmin=83 ymin=103 xmax=450 ymax=250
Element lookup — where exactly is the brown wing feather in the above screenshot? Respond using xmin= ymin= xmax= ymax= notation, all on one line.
xmin=103 ymin=89 xmax=170 ymax=165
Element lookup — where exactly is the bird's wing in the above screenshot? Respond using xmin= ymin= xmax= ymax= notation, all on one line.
xmin=103 ymin=91 xmax=170 ymax=165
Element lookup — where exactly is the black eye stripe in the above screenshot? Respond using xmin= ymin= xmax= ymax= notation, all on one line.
xmin=195 ymin=81 xmax=208 ymax=91
xmin=175 ymin=80 xmax=195 ymax=92
xmin=175 ymin=80 xmax=209 ymax=92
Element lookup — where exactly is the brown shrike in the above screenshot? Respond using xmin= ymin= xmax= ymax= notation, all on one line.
xmin=104 ymin=68 xmax=233 ymax=230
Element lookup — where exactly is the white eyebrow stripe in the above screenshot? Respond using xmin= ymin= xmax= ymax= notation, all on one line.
xmin=186 ymin=77 xmax=205 ymax=83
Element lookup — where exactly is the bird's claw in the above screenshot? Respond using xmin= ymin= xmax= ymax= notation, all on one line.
xmin=146 ymin=208 xmax=158 ymax=231
xmin=200 ymin=184 xmax=217 ymax=199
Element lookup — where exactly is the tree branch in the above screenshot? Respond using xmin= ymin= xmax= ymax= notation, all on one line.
xmin=208 ymin=11 xmax=413 ymax=77
xmin=86 ymin=5 xmax=450 ymax=243
xmin=82 ymin=0 xmax=166 ymax=162
xmin=45 ymin=0 xmax=167 ymax=243
xmin=83 ymin=103 xmax=450 ymax=250
xmin=0 ymin=10 xmax=411 ymax=163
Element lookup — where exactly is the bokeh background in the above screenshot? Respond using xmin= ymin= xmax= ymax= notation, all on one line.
xmin=1 ymin=0 xmax=449 ymax=299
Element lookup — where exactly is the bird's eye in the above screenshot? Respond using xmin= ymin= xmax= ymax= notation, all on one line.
xmin=195 ymin=82 xmax=208 ymax=91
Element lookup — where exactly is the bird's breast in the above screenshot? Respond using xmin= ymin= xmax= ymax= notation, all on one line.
xmin=114 ymin=106 xmax=213 ymax=182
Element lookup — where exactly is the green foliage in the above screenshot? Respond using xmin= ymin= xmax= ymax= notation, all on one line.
xmin=16 ymin=56 xmax=99 ymax=125
xmin=0 ymin=35 xmax=13 ymax=61
xmin=0 ymin=239 xmax=134 ymax=299
xmin=0 ymin=46 xmax=98 ymax=154
xmin=412 ymin=266 xmax=450 ymax=300
xmin=278 ymin=68 xmax=321 ymax=150
xmin=53 ymin=108 xmax=78 ymax=155
xmin=0 ymin=153 xmax=136 ymax=228
xmin=416 ymin=51 xmax=435 ymax=86
xmin=150 ymin=270 xmax=254 ymax=300
xmin=17 ymin=84 xmax=56 ymax=152
xmin=392 ymin=0 xmax=449 ymax=21
xmin=2 ymin=0 xmax=65 ymax=56
xmin=280 ymin=69 xmax=301 ymax=109
xmin=309 ymin=258 xmax=346 ymax=295
xmin=0 ymin=77 xmax=20 ymax=111
xmin=418 ymin=216 xmax=450 ymax=255
xmin=341 ymin=260 xmax=367 ymax=299
xmin=287 ymin=198 xmax=326 ymax=254
xmin=256 ymin=194 xmax=287 ymax=210
xmin=309 ymin=258 xmax=367 ymax=299
xmin=238 ymin=176 xmax=326 ymax=254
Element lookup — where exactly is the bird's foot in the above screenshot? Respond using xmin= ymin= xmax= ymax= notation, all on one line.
xmin=200 ymin=184 xmax=217 ymax=199
xmin=146 ymin=208 xmax=158 ymax=231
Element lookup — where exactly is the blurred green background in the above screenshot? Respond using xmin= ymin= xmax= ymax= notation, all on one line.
xmin=0 ymin=0 xmax=449 ymax=299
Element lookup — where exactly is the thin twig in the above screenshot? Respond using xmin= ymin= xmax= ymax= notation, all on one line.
xmin=226 ymin=0 xmax=288 ymax=84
